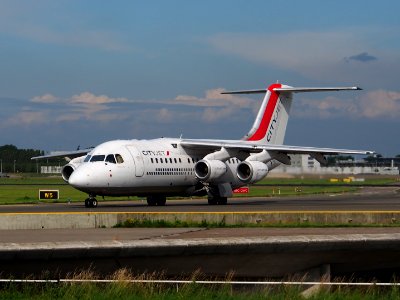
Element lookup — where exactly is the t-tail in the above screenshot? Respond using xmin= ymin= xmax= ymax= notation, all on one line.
xmin=222 ymin=83 xmax=361 ymax=145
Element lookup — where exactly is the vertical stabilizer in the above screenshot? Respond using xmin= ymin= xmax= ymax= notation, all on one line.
xmin=244 ymin=83 xmax=293 ymax=145
xmin=221 ymin=83 xmax=361 ymax=145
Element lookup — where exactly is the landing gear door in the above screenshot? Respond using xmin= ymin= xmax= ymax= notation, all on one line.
xmin=126 ymin=146 xmax=145 ymax=177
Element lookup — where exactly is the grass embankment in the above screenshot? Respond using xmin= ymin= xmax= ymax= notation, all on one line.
xmin=1 ymin=269 xmax=400 ymax=299
xmin=0 ymin=175 xmax=397 ymax=205
xmin=3 ymin=284 xmax=400 ymax=300
xmin=1 ymin=270 xmax=400 ymax=300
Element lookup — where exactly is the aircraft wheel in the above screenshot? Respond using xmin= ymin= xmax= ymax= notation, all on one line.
xmin=91 ymin=198 xmax=98 ymax=208
xmin=84 ymin=197 xmax=98 ymax=208
xmin=208 ymin=197 xmax=217 ymax=205
xmin=157 ymin=197 xmax=166 ymax=206
xmin=217 ymin=197 xmax=227 ymax=205
xmin=147 ymin=196 xmax=157 ymax=206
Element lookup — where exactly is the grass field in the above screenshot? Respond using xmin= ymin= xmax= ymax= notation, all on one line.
xmin=1 ymin=276 xmax=400 ymax=300
xmin=0 ymin=174 xmax=397 ymax=205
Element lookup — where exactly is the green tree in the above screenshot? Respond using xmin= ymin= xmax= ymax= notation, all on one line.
xmin=0 ymin=144 xmax=44 ymax=173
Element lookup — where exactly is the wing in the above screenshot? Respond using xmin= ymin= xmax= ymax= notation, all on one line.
xmin=31 ymin=148 xmax=92 ymax=160
xmin=180 ymin=139 xmax=374 ymax=165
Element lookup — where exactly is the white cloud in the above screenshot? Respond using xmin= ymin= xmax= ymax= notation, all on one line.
xmin=4 ymin=111 xmax=48 ymax=126
xmin=70 ymin=92 xmax=129 ymax=105
xmin=31 ymin=93 xmax=58 ymax=103
xmin=202 ymin=106 xmax=237 ymax=123
xmin=294 ymin=89 xmax=400 ymax=119
xmin=358 ymin=90 xmax=400 ymax=118
xmin=18 ymin=87 xmax=400 ymax=131
xmin=174 ymin=88 xmax=255 ymax=108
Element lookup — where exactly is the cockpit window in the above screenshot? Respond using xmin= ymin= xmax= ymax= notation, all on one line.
xmin=115 ymin=154 xmax=124 ymax=164
xmin=105 ymin=154 xmax=116 ymax=164
xmin=84 ymin=155 xmax=91 ymax=162
xmin=90 ymin=155 xmax=105 ymax=162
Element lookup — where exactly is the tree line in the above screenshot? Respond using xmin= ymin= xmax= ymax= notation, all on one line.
xmin=0 ymin=145 xmax=45 ymax=173
xmin=0 ymin=144 xmax=399 ymax=173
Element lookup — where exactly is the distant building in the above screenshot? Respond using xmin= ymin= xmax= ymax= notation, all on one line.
xmin=41 ymin=166 xmax=62 ymax=174
xmin=272 ymin=154 xmax=399 ymax=175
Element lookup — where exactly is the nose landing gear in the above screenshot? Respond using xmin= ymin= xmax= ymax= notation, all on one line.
xmin=84 ymin=195 xmax=98 ymax=208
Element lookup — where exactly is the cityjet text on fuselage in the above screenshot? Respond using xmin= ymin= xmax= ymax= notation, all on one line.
xmin=141 ymin=150 xmax=170 ymax=156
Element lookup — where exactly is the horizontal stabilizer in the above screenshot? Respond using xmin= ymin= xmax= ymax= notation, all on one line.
xmin=275 ymin=86 xmax=362 ymax=93
xmin=222 ymin=86 xmax=362 ymax=95
xmin=221 ymin=89 xmax=266 ymax=95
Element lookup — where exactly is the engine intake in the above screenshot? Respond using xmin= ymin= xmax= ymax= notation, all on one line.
xmin=195 ymin=159 xmax=227 ymax=182
xmin=61 ymin=156 xmax=86 ymax=182
xmin=237 ymin=161 xmax=268 ymax=184
xmin=61 ymin=164 xmax=75 ymax=182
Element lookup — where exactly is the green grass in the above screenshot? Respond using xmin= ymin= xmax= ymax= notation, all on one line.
xmin=0 ymin=179 xmax=88 ymax=204
xmin=234 ymin=185 xmax=358 ymax=198
xmin=255 ymin=177 xmax=399 ymax=186
xmin=1 ymin=278 xmax=400 ymax=300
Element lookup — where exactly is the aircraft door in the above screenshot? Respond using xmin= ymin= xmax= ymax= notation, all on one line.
xmin=126 ymin=146 xmax=145 ymax=177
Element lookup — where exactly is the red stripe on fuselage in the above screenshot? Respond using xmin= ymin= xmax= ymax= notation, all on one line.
xmin=246 ymin=83 xmax=282 ymax=141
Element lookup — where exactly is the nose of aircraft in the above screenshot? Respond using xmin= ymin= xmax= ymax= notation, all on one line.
xmin=68 ymin=167 xmax=89 ymax=188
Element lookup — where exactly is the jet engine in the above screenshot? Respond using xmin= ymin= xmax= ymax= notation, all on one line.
xmin=194 ymin=159 xmax=227 ymax=182
xmin=61 ymin=156 xmax=85 ymax=182
xmin=236 ymin=161 xmax=269 ymax=184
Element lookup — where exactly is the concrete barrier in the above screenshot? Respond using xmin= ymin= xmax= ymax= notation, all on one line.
xmin=1 ymin=233 xmax=400 ymax=279
xmin=1 ymin=211 xmax=400 ymax=229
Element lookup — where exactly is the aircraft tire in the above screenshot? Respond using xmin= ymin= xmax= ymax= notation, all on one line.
xmin=208 ymin=197 xmax=217 ymax=205
xmin=217 ymin=197 xmax=227 ymax=205
xmin=156 ymin=197 xmax=166 ymax=206
xmin=85 ymin=198 xmax=90 ymax=208
xmin=147 ymin=196 xmax=157 ymax=206
xmin=91 ymin=199 xmax=98 ymax=208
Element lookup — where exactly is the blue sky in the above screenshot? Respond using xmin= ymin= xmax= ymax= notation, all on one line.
xmin=0 ymin=1 xmax=399 ymax=156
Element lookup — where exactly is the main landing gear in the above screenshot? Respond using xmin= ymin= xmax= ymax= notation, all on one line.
xmin=84 ymin=195 xmax=98 ymax=208
xmin=206 ymin=185 xmax=229 ymax=205
xmin=146 ymin=195 xmax=166 ymax=206
xmin=207 ymin=195 xmax=227 ymax=205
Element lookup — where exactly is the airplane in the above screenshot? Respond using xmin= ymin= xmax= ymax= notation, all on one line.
xmin=32 ymin=82 xmax=374 ymax=208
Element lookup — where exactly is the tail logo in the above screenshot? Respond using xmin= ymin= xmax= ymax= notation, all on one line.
xmin=266 ymin=101 xmax=281 ymax=142
xmin=246 ymin=83 xmax=282 ymax=142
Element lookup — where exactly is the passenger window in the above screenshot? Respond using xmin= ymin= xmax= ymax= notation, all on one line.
xmin=115 ymin=154 xmax=124 ymax=164
xmin=90 ymin=155 xmax=105 ymax=162
xmin=84 ymin=155 xmax=91 ymax=162
xmin=105 ymin=154 xmax=116 ymax=164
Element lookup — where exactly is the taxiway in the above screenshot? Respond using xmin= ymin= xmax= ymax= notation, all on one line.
xmin=0 ymin=186 xmax=398 ymax=213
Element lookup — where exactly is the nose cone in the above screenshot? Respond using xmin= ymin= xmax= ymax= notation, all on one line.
xmin=68 ymin=167 xmax=89 ymax=188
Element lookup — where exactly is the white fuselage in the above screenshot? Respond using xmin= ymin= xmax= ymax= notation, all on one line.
xmin=67 ymin=138 xmax=250 ymax=197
